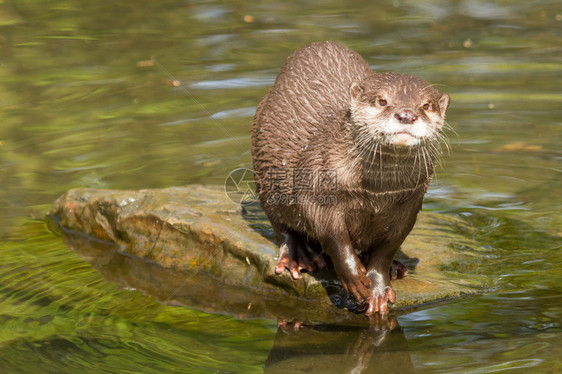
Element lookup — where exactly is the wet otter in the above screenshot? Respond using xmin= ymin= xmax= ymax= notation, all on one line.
xmin=251 ymin=41 xmax=450 ymax=315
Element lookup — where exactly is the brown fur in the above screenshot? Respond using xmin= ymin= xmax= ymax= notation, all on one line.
xmin=251 ymin=41 xmax=450 ymax=315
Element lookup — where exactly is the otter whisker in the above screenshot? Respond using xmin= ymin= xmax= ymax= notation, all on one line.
xmin=437 ymin=132 xmax=451 ymax=155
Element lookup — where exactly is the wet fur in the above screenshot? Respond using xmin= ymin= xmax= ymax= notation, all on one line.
xmin=251 ymin=41 xmax=450 ymax=315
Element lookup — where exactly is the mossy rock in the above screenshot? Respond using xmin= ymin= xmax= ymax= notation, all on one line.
xmin=50 ymin=185 xmax=486 ymax=325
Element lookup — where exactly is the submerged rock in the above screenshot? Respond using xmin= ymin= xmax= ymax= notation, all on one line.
xmin=49 ymin=185 xmax=486 ymax=324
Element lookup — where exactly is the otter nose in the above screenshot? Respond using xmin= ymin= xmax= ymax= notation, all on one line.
xmin=395 ymin=110 xmax=418 ymax=124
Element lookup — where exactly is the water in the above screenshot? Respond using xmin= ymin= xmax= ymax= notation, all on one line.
xmin=0 ymin=0 xmax=561 ymax=372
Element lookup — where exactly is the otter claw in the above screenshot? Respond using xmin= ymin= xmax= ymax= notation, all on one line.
xmin=365 ymin=287 xmax=396 ymax=316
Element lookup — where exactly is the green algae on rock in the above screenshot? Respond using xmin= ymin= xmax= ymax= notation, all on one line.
xmin=49 ymin=185 xmax=486 ymax=324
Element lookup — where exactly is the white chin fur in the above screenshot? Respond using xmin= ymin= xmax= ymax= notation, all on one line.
xmin=392 ymin=132 xmax=420 ymax=147
xmin=366 ymin=118 xmax=430 ymax=146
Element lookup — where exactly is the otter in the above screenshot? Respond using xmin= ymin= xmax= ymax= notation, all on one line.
xmin=251 ymin=41 xmax=450 ymax=316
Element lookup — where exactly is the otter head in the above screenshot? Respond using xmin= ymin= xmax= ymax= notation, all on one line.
xmin=350 ymin=72 xmax=450 ymax=148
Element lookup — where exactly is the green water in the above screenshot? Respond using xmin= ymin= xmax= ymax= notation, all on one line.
xmin=1 ymin=0 xmax=560 ymax=373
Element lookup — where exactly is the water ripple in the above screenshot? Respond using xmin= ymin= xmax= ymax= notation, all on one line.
xmin=190 ymin=77 xmax=275 ymax=90
xmin=210 ymin=106 xmax=256 ymax=120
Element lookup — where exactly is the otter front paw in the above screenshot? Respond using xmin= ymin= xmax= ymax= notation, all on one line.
xmin=275 ymin=236 xmax=326 ymax=279
xmin=337 ymin=263 xmax=371 ymax=303
xmin=365 ymin=286 xmax=396 ymax=316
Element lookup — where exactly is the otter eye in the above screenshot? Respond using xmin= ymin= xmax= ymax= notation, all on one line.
xmin=378 ymin=99 xmax=387 ymax=107
xmin=422 ymin=103 xmax=431 ymax=111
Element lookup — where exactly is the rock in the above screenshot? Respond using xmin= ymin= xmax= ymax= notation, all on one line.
xmin=49 ymin=185 xmax=486 ymax=324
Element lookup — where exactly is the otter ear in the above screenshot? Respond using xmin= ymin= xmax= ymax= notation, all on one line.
xmin=350 ymin=81 xmax=363 ymax=101
xmin=439 ymin=93 xmax=450 ymax=115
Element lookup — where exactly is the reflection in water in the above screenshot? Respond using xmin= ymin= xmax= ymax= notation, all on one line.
xmin=57 ymin=223 xmax=371 ymax=325
xmin=265 ymin=319 xmax=415 ymax=374
xmin=59 ymin=219 xmax=418 ymax=373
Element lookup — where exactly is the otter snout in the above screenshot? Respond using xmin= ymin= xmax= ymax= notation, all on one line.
xmin=395 ymin=109 xmax=417 ymax=124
